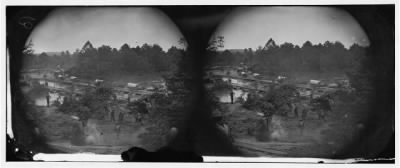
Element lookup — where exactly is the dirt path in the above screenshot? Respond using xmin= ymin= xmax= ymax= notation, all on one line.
xmin=234 ymin=137 xmax=312 ymax=157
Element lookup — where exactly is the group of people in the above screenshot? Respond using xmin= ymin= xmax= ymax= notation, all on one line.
xmin=102 ymin=94 xmax=126 ymax=138
xmin=112 ymin=96 xmax=153 ymax=137
xmin=108 ymin=107 xmax=125 ymax=138
xmin=292 ymin=95 xmax=333 ymax=119
xmin=109 ymin=108 xmax=125 ymax=123
xmin=289 ymin=94 xmax=334 ymax=134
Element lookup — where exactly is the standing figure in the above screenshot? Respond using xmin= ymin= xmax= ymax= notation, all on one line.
xmin=115 ymin=124 xmax=121 ymax=139
xmin=46 ymin=92 xmax=51 ymax=107
xmin=298 ymin=119 xmax=305 ymax=135
xmin=113 ymin=94 xmax=117 ymax=101
xmin=296 ymin=102 xmax=309 ymax=135
xmin=102 ymin=105 xmax=109 ymax=120
xmin=290 ymin=102 xmax=297 ymax=118
xmin=118 ymin=112 xmax=124 ymax=123
xmin=110 ymin=109 xmax=115 ymax=122
xmin=230 ymin=89 xmax=234 ymax=104
xmin=127 ymin=93 xmax=131 ymax=103
xmin=300 ymin=103 xmax=309 ymax=120
xmin=294 ymin=104 xmax=299 ymax=118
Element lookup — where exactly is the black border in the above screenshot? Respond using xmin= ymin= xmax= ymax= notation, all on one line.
xmin=5 ymin=5 xmax=395 ymax=163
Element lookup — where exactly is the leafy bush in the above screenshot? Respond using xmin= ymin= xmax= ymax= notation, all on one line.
xmin=243 ymin=84 xmax=297 ymax=116
xmin=58 ymin=86 xmax=114 ymax=124
xmin=137 ymin=93 xmax=187 ymax=150
xmin=137 ymin=72 xmax=192 ymax=150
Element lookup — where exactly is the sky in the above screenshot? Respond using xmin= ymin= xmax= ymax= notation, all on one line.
xmin=214 ymin=7 xmax=370 ymax=50
xmin=28 ymin=7 xmax=184 ymax=53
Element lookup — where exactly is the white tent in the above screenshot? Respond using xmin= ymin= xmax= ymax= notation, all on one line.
xmin=127 ymin=82 xmax=138 ymax=88
xmin=310 ymin=80 xmax=321 ymax=85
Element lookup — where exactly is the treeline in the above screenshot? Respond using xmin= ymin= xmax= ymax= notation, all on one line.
xmin=209 ymin=38 xmax=368 ymax=75
xmin=23 ymin=41 xmax=184 ymax=78
xmin=23 ymin=42 xmax=77 ymax=70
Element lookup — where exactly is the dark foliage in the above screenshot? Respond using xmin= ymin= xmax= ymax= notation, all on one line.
xmin=23 ymin=42 xmax=185 ymax=79
xmin=58 ymin=86 xmax=114 ymax=123
xmin=209 ymin=39 xmax=368 ymax=76
xmin=243 ymin=84 xmax=298 ymax=116
xmin=6 ymin=135 xmax=34 ymax=161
